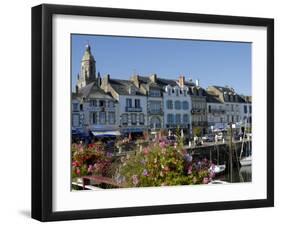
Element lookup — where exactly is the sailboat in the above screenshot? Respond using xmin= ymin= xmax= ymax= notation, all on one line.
xmin=240 ymin=155 xmax=252 ymax=166
xmin=240 ymin=116 xmax=252 ymax=166
xmin=209 ymin=144 xmax=226 ymax=175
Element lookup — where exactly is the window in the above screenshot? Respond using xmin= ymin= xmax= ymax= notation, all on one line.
xmin=108 ymin=112 xmax=115 ymax=124
xmin=122 ymin=114 xmax=128 ymax=125
xmin=91 ymin=100 xmax=97 ymax=107
xmin=92 ymin=112 xmax=97 ymax=124
xmin=99 ymin=112 xmax=106 ymax=124
xmin=99 ymin=100 xmax=105 ymax=107
xmin=73 ymin=103 xmax=79 ymax=111
xmin=108 ymin=101 xmax=115 ymax=108
xmin=150 ymin=101 xmax=161 ymax=113
xmin=208 ymin=105 xmax=212 ymax=113
xmin=139 ymin=114 xmax=145 ymax=125
xmin=182 ymin=101 xmax=189 ymax=110
xmin=244 ymin=105 xmax=247 ymax=114
xmin=126 ymin=98 xmax=132 ymax=108
xmin=166 ymin=100 xmax=173 ymax=109
xmin=175 ymin=88 xmax=179 ymax=96
xmin=131 ymin=113 xmax=137 ymax=125
xmin=175 ymin=100 xmax=181 ymax=110
xmin=231 ymin=104 xmax=234 ymax=111
xmin=227 ymin=115 xmax=230 ymax=123
xmin=72 ymin=114 xmax=80 ymax=127
xmin=175 ymin=114 xmax=181 ymax=123
xmin=168 ymin=88 xmax=171 ymax=95
xmin=150 ymin=89 xmax=161 ymax=97
xmin=135 ymin=99 xmax=140 ymax=108
xmin=79 ymin=103 xmax=83 ymax=111
xmin=249 ymin=105 xmax=252 ymax=113
xmin=236 ymin=115 xmax=239 ymax=122
xmin=183 ymin=114 xmax=189 ymax=123
xmin=231 ymin=115 xmax=234 ymax=123
xmin=167 ymin=114 xmax=174 ymax=124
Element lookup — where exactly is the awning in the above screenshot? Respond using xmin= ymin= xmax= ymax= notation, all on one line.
xmin=92 ymin=131 xmax=121 ymax=137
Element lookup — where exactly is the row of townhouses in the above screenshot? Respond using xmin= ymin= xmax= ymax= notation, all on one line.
xmin=72 ymin=44 xmax=252 ymax=137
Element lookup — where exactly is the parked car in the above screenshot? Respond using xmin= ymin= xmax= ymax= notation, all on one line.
xmin=216 ymin=132 xmax=224 ymax=141
xmin=202 ymin=134 xmax=215 ymax=142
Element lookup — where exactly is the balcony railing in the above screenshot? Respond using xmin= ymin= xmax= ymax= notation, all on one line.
xmin=166 ymin=123 xmax=190 ymax=128
xmin=125 ymin=106 xmax=142 ymax=112
xmin=148 ymin=109 xmax=163 ymax=114
xmin=210 ymin=109 xmax=225 ymax=114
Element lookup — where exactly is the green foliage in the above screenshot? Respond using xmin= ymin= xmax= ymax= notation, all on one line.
xmin=193 ymin=127 xmax=202 ymax=137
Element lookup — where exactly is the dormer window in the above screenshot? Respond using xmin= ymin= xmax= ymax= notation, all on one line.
xmin=174 ymin=87 xmax=179 ymax=96
xmin=165 ymin=86 xmax=171 ymax=95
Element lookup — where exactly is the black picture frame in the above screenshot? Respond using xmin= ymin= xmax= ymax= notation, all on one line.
xmin=32 ymin=4 xmax=274 ymax=222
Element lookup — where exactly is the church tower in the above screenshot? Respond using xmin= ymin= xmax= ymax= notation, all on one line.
xmin=77 ymin=44 xmax=96 ymax=89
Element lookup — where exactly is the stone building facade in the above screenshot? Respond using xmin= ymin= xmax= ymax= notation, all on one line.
xmin=131 ymin=74 xmax=164 ymax=130
xmin=72 ymin=45 xmax=118 ymax=135
xmin=207 ymin=86 xmax=246 ymax=124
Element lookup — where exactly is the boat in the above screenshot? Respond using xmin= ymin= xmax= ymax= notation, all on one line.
xmin=208 ymin=180 xmax=229 ymax=185
xmin=209 ymin=164 xmax=226 ymax=174
xmin=239 ymin=115 xmax=252 ymax=166
xmin=240 ymin=155 xmax=252 ymax=166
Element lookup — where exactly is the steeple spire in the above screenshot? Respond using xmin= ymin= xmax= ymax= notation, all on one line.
xmin=77 ymin=43 xmax=96 ymax=89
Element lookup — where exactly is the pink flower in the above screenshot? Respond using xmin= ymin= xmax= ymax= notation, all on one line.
xmin=187 ymin=165 xmax=193 ymax=175
xmin=72 ymin=161 xmax=79 ymax=167
xmin=159 ymin=141 xmax=167 ymax=149
xmin=87 ymin=165 xmax=93 ymax=173
xmin=164 ymin=166 xmax=170 ymax=172
xmin=209 ymin=171 xmax=215 ymax=178
xmin=132 ymin=175 xmax=139 ymax=186
xmin=143 ymin=148 xmax=149 ymax=155
xmin=76 ymin=168 xmax=81 ymax=176
xmin=202 ymin=177 xmax=209 ymax=184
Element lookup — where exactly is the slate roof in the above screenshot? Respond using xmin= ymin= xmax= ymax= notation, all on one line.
xmin=78 ymin=82 xmax=114 ymax=100
xmin=109 ymin=79 xmax=145 ymax=96
xmin=157 ymin=78 xmax=178 ymax=87
xmin=211 ymin=86 xmax=246 ymax=103
xmin=213 ymin=85 xmax=235 ymax=94
xmin=205 ymin=91 xmax=223 ymax=103
xmin=136 ymin=76 xmax=162 ymax=90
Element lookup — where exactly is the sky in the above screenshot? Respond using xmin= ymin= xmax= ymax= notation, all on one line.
xmin=71 ymin=34 xmax=252 ymax=95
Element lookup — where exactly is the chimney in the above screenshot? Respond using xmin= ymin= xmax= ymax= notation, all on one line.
xmin=97 ymin=72 xmax=101 ymax=87
xmin=132 ymin=75 xmax=140 ymax=88
xmin=195 ymin=79 xmax=200 ymax=87
xmin=178 ymin=75 xmax=185 ymax=87
xmin=104 ymin=74 xmax=110 ymax=84
xmin=150 ymin=73 xmax=157 ymax=83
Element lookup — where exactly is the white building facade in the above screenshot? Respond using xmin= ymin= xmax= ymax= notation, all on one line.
xmin=102 ymin=75 xmax=148 ymax=135
xmin=162 ymin=79 xmax=192 ymax=135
